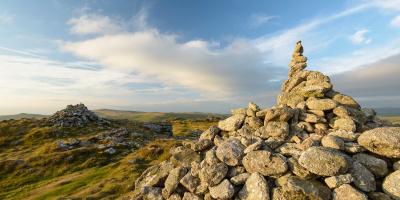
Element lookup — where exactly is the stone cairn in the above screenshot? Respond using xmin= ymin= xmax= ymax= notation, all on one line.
xmin=131 ymin=41 xmax=400 ymax=200
xmin=47 ymin=103 xmax=107 ymax=127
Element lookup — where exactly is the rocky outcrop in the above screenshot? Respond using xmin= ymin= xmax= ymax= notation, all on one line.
xmin=129 ymin=41 xmax=399 ymax=200
xmin=47 ymin=103 xmax=108 ymax=127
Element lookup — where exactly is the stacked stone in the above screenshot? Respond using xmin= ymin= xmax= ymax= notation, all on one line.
xmin=47 ymin=103 xmax=107 ymax=127
xmin=130 ymin=42 xmax=400 ymax=200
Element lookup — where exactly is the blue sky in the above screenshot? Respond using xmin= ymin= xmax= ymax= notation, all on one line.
xmin=1 ymin=0 xmax=400 ymax=114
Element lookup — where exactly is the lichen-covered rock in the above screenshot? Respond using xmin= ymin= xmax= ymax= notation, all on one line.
xmin=216 ymin=138 xmax=245 ymax=166
xmin=199 ymin=125 xmax=220 ymax=140
xmin=135 ymin=161 xmax=174 ymax=191
xmin=198 ymin=162 xmax=228 ymax=186
xmin=350 ymin=161 xmax=376 ymax=192
xmin=218 ymin=114 xmax=246 ymax=131
xmin=324 ymin=174 xmax=353 ymax=188
xmin=358 ymin=127 xmax=400 ymax=158
xmin=353 ymin=153 xmax=388 ymax=177
xmin=321 ymin=135 xmax=344 ymax=150
xmin=238 ymin=172 xmax=270 ymax=200
xmin=299 ymin=146 xmax=350 ymax=176
xmin=162 ymin=166 xmax=188 ymax=198
xmin=382 ymin=170 xmax=400 ymax=200
xmin=209 ymin=179 xmax=235 ymax=199
xmin=182 ymin=192 xmax=202 ymax=200
xmin=142 ymin=186 xmax=163 ymax=200
xmin=328 ymin=130 xmax=360 ymax=142
xmin=170 ymin=146 xmax=200 ymax=167
xmin=265 ymin=121 xmax=289 ymax=137
xmin=230 ymin=173 xmax=249 ymax=185
xmin=282 ymin=176 xmax=331 ymax=200
xmin=334 ymin=118 xmax=356 ymax=132
xmin=368 ymin=192 xmax=393 ymax=200
xmin=306 ymin=98 xmax=337 ymax=111
xmin=179 ymin=172 xmax=200 ymax=193
xmin=332 ymin=184 xmax=368 ymax=200
xmin=242 ymin=150 xmax=288 ymax=176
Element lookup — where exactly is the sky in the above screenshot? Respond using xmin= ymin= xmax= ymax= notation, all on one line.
xmin=0 ymin=0 xmax=400 ymax=115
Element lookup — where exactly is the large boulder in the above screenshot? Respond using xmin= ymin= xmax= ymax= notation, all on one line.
xmin=198 ymin=162 xmax=228 ymax=186
xmin=299 ymin=146 xmax=350 ymax=176
xmin=358 ymin=127 xmax=400 ymax=158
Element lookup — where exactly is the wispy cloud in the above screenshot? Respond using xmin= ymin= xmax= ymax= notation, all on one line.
xmin=0 ymin=12 xmax=14 ymax=24
xmin=349 ymin=29 xmax=371 ymax=44
xmin=249 ymin=14 xmax=278 ymax=28
xmin=67 ymin=13 xmax=125 ymax=35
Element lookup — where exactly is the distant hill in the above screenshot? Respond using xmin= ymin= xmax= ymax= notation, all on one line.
xmin=375 ymin=107 xmax=400 ymax=116
xmin=0 ymin=113 xmax=48 ymax=121
xmin=94 ymin=109 xmax=227 ymax=122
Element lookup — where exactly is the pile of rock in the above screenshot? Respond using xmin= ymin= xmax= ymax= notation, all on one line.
xmin=47 ymin=103 xmax=107 ymax=127
xmin=131 ymin=42 xmax=400 ymax=200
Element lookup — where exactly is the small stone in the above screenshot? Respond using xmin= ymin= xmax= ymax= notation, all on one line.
xmin=105 ymin=147 xmax=117 ymax=154
xmin=350 ymin=161 xmax=376 ymax=192
xmin=230 ymin=173 xmax=249 ymax=185
xmin=334 ymin=118 xmax=356 ymax=132
xmin=142 ymin=186 xmax=163 ymax=200
xmin=333 ymin=106 xmax=350 ymax=118
xmin=245 ymin=116 xmax=263 ymax=129
xmin=244 ymin=140 xmax=263 ymax=154
xmin=264 ymin=106 xmax=294 ymax=122
xmin=333 ymin=184 xmax=368 ymax=200
xmin=282 ymin=176 xmax=331 ymax=200
xmin=331 ymin=93 xmax=360 ymax=109
xmin=199 ymin=125 xmax=220 ymax=140
xmin=344 ymin=142 xmax=366 ymax=154
xmin=163 ymin=166 xmax=188 ymax=198
xmin=308 ymin=109 xmax=325 ymax=117
xmin=288 ymin=157 xmax=314 ymax=179
xmin=299 ymin=112 xmax=326 ymax=123
xmin=191 ymin=139 xmax=212 ymax=152
xmin=248 ymin=102 xmax=260 ymax=112
xmin=238 ymin=172 xmax=270 ymax=200
xmin=209 ymin=179 xmax=235 ymax=199
xmin=306 ymin=98 xmax=337 ymax=111
xmin=242 ymin=150 xmax=288 ymax=176
xmin=321 ymin=135 xmax=345 ymax=150
xmin=328 ymin=130 xmax=360 ymax=141
xmin=298 ymin=146 xmax=350 ymax=176
xmin=167 ymin=193 xmax=182 ymax=200
xmin=382 ymin=170 xmax=400 ymax=200
xmin=216 ymin=138 xmax=245 ymax=166
xmin=204 ymin=148 xmax=219 ymax=165
xmin=218 ymin=114 xmax=246 ymax=132
xmin=358 ymin=127 xmax=400 ymax=158
xmin=324 ymin=174 xmax=353 ymax=188
xmin=353 ymin=153 xmax=388 ymax=177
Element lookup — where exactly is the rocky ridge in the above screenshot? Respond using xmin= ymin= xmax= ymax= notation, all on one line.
xmin=130 ymin=41 xmax=400 ymax=200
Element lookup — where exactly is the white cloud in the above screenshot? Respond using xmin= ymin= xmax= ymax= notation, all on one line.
xmin=67 ymin=13 xmax=125 ymax=35
xmin=390 ymin=15 xmax=400 ymax=27
xmin=250 ymin=14 xmax=277 ymax=28
xmin=0 ymin=12 xmax=14 ymax=24
xmin=349 ymin=29 xmax=371 ymax=44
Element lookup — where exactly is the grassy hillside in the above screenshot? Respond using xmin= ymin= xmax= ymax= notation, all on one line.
xmin=0 ymin=113 xmax=48 ymax=121
xmin=379 ymin=116 xmax=400 ymax=125
xmin=94 ymin=109 xmax=227 ymax=122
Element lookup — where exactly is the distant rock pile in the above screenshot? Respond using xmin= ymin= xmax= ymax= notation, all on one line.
xmin=131 ymin=41 xmax=400 ymax=200
xmin=47 ymin=103 xmax=107 ymax=127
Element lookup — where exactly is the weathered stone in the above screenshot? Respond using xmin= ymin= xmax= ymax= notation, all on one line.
xmin=227 ymin=166 xmax=246 ymax=178
xmin=350 ymin=161 xmax=376 ymax=192
xmin=209 ymin=179 xmax=235 ymax=199
xmin=218 ymin=114 xmax=246 ymax=132
xmin=245 ymin=116 xmax=263 ymax=129
xmin=297 ymin=82 xmax=332 ymax=98
xmin=244 ymin=140 xmax=263 ymax=154
xmin=182 ymin=192 xmax=202 ymax=200
xmin=204 ymin=148 xmax=219 ymax=165
xmin=216 ymin=138 xmax=245 ymax=166
xmin=333 ymin=106 xmax=351 ymax=118
xmin=163 ymin=166 xmax=188 ymax=198
xmin=296 ymin=121 xmax=314 ymax=133
xmin=135 ymin=161 xmax=174 ymax=190
xmin=300 ymin=113 xmax=326 ymax=123
xmin=382 ymin=170 xmax=400 ymax=200
xmin=358 ymin=127 xmax=400 ymax=158
xmin=167 ymin=193 xmax=182 ymax=200
xmin=288 ymin=157 xmax=314 ymax=179
xmin=276 ymin=143 xmax=303 ymax=158
xmin=334 ymin=118 xmax=356 ymax=132
xmin=277 ymin=92 xmax=305 ymax=108
xmin=170 ymin=146 xmax=200 ymax=167
xmin=180 ymin=172 xmax=200 ymax=193
xmin=238 ymin=172 xmax=270 ymax=200
xmin=344 ymin=142 xmax=366 ymax=154
xmin=353 ymin=153 xmax=388 ymax=177
xmin=264 ymin=106 xmax=294 ymax=122
xmin=369 ymin=192 xmax=393 ymax=200
xmin=308 ymin=109 xmax=325 ymax=117
xmin=242 ymin=150 xmax=287 ymax=176
xmin=199 ymin=125 xmax=220 ymax=140
xmin=230 ymin=173 xmax=249 ymax=185
xmin=265 ymin=121 xmax=289 ymax=137
xmin=142 ymin=186 xmax=163 ymax=200
xmin=333 ymin=184 xmax=368 ymax=200
xmin=321 ymin=135 xmax=345 ymax=150
xmin=324 ymin=174 xmax=353 ymax=188
xmin=191 ymin=139 xmax=212 ymax=152
xmin=328 ymin=130 xmax=360 ymax=142
xmin=394 ymin=160 xmax=400 ymax=171
xmin=331 ymin=93 xmax=360 ymax=109
xmin=198 ymin=162 xmax=228 ymax=186
xmin=299 ymin=146 xmax=350 ymax=176
xmin=306 ymin=98 xmax=337 ymax=111
xmin=282 ymin=176 xmax=331 ymax=200
xmin=248 ymin=102 xmax=260 ymax=112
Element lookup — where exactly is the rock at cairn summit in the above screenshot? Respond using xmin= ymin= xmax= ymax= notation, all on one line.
xmin=47 ymin=103 xmax=107 ymax=127
xmin=130 ymin=41 xmax=400 ymax=200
